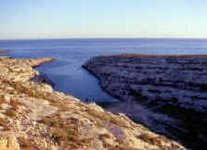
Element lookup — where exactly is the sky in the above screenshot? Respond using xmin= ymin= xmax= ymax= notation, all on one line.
xmin=0 ymin=0 xmax=207 ymax=39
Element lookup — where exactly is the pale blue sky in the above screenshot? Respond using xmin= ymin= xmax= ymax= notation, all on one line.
xmin=0 ymin=0 xmax=207 ymax=39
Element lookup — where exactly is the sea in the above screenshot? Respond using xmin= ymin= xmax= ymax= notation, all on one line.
xmin=0 ymin=38 xmax=207 ymax=102
xmin=1 ymin=38 xmax=207 ymax=148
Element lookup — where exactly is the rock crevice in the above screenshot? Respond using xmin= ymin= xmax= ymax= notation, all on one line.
xmin=83 ymin=54 xmax=207 ymax=149
xmin=0 ymin=56 xmax=183 ymax=149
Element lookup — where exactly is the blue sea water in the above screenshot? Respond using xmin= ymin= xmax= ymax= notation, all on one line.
xmin=0 ymin=38 xmax=207 ymax=102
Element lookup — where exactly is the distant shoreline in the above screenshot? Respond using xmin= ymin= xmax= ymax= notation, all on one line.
xmin=0 ymin=49 xmax=9 ymax=53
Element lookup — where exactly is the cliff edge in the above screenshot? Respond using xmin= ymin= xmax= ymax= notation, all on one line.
xmin=0 ymin=56 xmax=183 ymax=149
xmin=83 ymin=54 xmax=207 ymax=149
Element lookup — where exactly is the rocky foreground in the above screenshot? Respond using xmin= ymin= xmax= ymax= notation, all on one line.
xmin=83 ymin=54 xmax=207 ymax=149
xmin=0 ymin=56 xmax=183 ymax=149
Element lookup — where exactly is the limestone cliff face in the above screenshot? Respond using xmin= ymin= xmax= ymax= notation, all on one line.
xmin=83 ymin=54 xmax=207 ymax=149
xmin=0 ymin=56 xmax=183 ymax=150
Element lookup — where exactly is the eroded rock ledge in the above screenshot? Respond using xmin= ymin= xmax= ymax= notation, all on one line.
xmin=83 ymin=54 xmax=207 ymax=149
xmin=0 ymin=56 xmax=183 ymax=149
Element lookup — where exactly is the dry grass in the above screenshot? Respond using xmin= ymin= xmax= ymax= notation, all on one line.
xmin=5 ymin=109 xmax=16 ymax=118
xmin=0 ymin=118 xmax=9 ymax=130
xmin=39 ymin=114 xmax=93 ymax=149
xmin=86 ymin=108 xmax=129 ymax=128
xmin=18 ymin=137 xmax=36 ymax=149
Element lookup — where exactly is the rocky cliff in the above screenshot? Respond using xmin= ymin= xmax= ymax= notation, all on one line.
xmin=0 ymin=56 xmax=183 ymax=149
xmin=83 ymin=54 xmax=207 ymax=149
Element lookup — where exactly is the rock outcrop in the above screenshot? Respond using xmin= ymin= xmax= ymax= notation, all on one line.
xmin=0 ymin=56 xmax=184 ymax=149
xmin=83 ymin=54 xmax=207 ymax=149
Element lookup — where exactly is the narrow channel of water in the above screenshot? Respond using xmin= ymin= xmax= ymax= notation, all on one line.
xmin=0 ymin=38 xmax=207 ymax=102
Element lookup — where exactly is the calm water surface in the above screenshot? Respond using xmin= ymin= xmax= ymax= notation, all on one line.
xmin=0 ymin=38 xmax=207 ymax=102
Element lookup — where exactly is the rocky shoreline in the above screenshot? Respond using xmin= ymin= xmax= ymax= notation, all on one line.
xmin=83 ymin=54 xmax=207 ymax=149
xmin=0 ymin=55 xmax=183 ymax=149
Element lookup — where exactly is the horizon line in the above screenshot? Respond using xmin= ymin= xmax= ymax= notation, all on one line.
xmin=1 ymin=37 xmax=207 ymax=41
